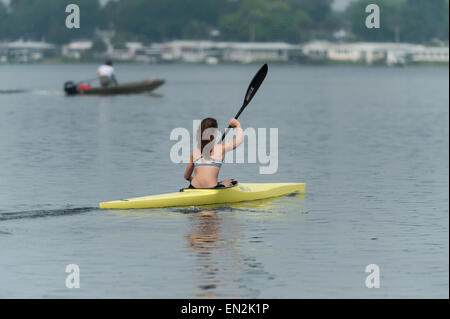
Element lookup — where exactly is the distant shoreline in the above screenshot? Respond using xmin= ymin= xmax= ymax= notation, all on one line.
xmin=0 ymin=60 xmax=448 ymax=68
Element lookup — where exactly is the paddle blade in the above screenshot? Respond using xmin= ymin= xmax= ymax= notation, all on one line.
xmin=242 ymin=63 xmax=268 ymax=108
xmin=221 ymin=64 xmax=269 ymax=141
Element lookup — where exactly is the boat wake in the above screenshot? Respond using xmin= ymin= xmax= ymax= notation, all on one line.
xmin=0 ymin=207 xmax=97 ymax=221
xmin=0 ymin=89 xmax=63 ymax=95
xmin=0 ymin=89 xmax=30 ymax=94
xmin=32 ymin=90 xmax=64 ymax=96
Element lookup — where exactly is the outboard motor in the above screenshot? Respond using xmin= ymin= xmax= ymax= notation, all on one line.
xmin=64 ymin=81 xmax=78 ymax=95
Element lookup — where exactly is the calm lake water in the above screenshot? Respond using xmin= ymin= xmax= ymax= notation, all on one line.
xmin=0 ymin=64 xmax=448 ymax=298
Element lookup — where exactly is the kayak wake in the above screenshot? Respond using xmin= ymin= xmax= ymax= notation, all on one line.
xmin=0 ymin=207 xmax=97 ymax=221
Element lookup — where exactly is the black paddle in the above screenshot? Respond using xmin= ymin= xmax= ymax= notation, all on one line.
xmin=221 ymin=63 xmax=268 ymax=141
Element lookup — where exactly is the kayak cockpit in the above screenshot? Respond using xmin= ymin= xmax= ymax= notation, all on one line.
xmin=179 ymin=180 xmax=238 ymax=192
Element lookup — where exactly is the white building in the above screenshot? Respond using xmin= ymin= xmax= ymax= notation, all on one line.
xmin=0 ymin=39 xmax=56 ymax=63
xmin=109 ymin=42 xmax=159 ymax=62
xmin=410 ymin=46 xmax=449 ymax=63
xmin=301 ymin=41 xmax=449 ymax=65
xmin=62 ymin=41 xmax=93 ymax=60
xmin=300 ymin=41 xmax=329 ymax=60
xmin=102 ymin=39 xmax=448 ymax=66
xmin=159 ymin=40 xmax=219 ymax=63
xmin=157 ymin=40 xmax=299 ymax=63
xmin=329 ymin=42 xmax=423 ymax=65
xmin=223 ymin=42 xmax=296 ymax=63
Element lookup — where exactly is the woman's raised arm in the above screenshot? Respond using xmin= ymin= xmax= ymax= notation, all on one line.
xmin=222 ymin=118 xmax=243 ymax=153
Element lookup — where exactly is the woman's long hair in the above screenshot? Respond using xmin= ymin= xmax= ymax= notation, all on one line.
xmin=197 ymin=118 xmax=218 ymax=158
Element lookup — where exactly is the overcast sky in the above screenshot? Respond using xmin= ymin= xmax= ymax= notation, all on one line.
xmin=2 ymin=0 xmax=356 ymax=10
xmin=333 ymin=0 xmax=356 ymax=11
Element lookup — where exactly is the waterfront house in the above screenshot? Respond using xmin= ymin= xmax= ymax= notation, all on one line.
xmin=301 ymin=41 xmax=449 ymax=66
xmin=62 ymin=41 xmax=93 ymax=60
xmin=0 ymin=39 xmax=56 ymax=63
xmin=156 ymin=40 xmax=299 ymax=63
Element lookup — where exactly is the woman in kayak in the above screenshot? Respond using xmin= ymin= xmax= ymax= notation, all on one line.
xmin=184 ymin=117 xmax=243 ymax=189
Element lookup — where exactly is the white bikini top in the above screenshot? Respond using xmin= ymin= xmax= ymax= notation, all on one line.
xmin=193 ymin=156 xmax=223 ymax=168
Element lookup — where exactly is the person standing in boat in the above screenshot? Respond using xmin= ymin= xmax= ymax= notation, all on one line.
xmin=184 ymin=117 xmax=243 ymax=189
xmin=96 ymin=60 xmax=118 ymax=87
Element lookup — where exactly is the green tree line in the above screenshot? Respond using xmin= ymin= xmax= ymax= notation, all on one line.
xmin=348 ymin=0 xmax=449 ymax=43
xmin=0 ymin=0 xmax=448 ymax=44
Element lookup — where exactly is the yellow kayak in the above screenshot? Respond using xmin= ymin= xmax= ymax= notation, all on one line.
xmin=99 ymin=182 xmax=305 ymax=209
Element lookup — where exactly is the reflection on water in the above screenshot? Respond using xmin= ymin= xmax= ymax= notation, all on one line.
xmin=185 ymin=210 xmax=224 ymax=297
xmin=105 ymin=193 xmax=306 ymax=297
xmin=184 ymin=194 xmax=306 ymax=297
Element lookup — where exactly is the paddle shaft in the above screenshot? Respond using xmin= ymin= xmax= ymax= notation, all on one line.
xmin=221 ymin=104 xmax=246 ymax=141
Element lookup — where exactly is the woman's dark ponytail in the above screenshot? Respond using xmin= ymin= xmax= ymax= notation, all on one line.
xmin=197 ymin=118 xmax=218 ymax=158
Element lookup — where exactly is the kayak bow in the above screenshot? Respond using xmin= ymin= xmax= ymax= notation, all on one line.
xmin=99 ymin=182 xmax=305 ymax=209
